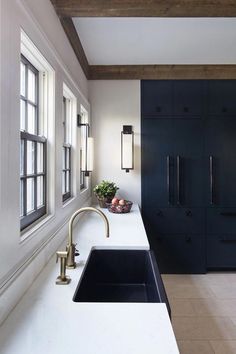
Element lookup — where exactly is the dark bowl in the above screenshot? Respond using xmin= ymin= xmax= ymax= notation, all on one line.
xmin=106 ymin=201 xmax=133 ymax=214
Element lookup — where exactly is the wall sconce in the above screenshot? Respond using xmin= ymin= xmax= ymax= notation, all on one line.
xmin=121 ymin=125 xmax=134 ymax=173
xmin=78 ymin=114 xmax=94 ymax=176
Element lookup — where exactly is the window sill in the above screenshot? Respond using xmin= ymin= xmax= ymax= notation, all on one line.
xmin=62 ymin=196 xmax=76 ymax=208
xmin=20 ymin=213 xmax=55 ymax=244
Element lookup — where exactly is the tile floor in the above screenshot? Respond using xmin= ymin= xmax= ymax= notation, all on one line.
xmin=162 ymin=273 xmax=236 ymax=354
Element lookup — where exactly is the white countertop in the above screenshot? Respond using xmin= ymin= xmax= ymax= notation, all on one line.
xmin=0 ymin=205 xmax=179 ymax=354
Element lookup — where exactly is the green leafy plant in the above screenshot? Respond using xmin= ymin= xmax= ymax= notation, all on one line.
xmin=93 ymin=180 xmax=119 ymax=199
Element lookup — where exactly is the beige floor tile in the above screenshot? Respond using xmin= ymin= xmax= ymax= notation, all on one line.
xmin=210 ymin=340 xmax=236 ymax=354
xmin=172 ymin=316 xmax=236 ymax=340
xmin=209 ymin=285 xmax=236 ymax=299
xmin=190 ymin=299 xmax=236 ymax=317
xmin=169 ymin=299 xmax=196 ymax=317
xmin=164 ymin=283 xmax=215 ymax=300
xmin=177 ymin=340 xmax=214 ymax=354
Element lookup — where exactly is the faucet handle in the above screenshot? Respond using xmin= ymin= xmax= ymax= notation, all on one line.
xmin=56 ymin=250 xmax=71 ymax=285
xmin=56 ymin=250 xmax=68 ymax=263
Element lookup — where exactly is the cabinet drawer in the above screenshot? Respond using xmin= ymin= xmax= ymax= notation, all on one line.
xmin=144 ymin=208 xmax=204 ymax=235
xmin=150 ymin=234 xmax=205 ymax=274
xmin=207 ymin=234 xmax=236 ymax=268
xmin=141 ymin=80 xmax=172 ymax=117
xmin=206 ymin=208 xmax=236 ymax=234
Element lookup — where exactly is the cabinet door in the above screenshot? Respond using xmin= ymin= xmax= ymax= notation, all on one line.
xmin=205 ymin=117 xmax=236 ymax=206
xmin=148 ymin=232 xmax=205 ymax=274
xmin=142 ymin=118 xmax=204 ymax=208
xmin=142 ymin=119 xmax=175 ymax=208
xmin=141 ymin=80 xmax=172 ymax=117
xmin=207 ymin=234 xmax=236 ymax=269
xmin=172 ymin=118 xmax=204 ymax=207
xmin=207 ymin=80 xmax=236 ymax=116
xmin=173 ymin=81 xmax=204 ymax=117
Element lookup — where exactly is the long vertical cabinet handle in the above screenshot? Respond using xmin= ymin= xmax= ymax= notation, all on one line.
xmin=177 ymin=156 xmax=181 ymax=205
xmin=167 ymin=156 xmax=171 ymax=205
xmin=209 ymin=155 xmax=214 ymax=205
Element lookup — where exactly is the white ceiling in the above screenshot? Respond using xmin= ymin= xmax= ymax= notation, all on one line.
xmin=72 ymin=17 xmax=236 ymax=65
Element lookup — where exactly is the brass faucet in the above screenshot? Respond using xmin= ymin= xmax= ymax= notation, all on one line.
xmin=66 ymin=207 xmax=110 ymax=269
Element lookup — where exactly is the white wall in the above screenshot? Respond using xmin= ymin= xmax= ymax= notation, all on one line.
xmin=89 ymin=81 xmax=141 ymax=205
xmin=0 ymin=0 xmax=91 ymax=323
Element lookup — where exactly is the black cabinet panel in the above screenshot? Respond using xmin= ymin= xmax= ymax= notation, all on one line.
xmin=207 ymin=81 xmax=236 ymax=116
xmin=207 ymin=234 xmax=236 ymax=269
xmin=173 ymin=81 xmax=204 ymax=116
xmin=207 ymin=208 xmax=236 ymax=234
xmin=149 ymin=233 xmax=205 ymax=274
xmin=205 ymin=118 xmax=236 ymax=206
xmin=142 ymin=119 xmax=175 ymax=207
xmin=146 ymin=208 xmax=204 ymax=235
xmin=141 ymin=80 xmax=172 ymax=117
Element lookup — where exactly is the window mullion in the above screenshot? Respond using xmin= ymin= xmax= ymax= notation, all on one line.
xmin=25 ymin=66 xmax=28 ymax=133
xmin=23 ymin=139 xmax=27 ymax=216
xmin=34 ymin=142 xmax=37 ymax=210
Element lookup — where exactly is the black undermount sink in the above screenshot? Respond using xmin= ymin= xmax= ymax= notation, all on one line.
xmin=73 ymin=249 xmax=171 ymax=317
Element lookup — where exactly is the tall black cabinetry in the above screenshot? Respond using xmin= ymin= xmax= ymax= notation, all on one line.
xmin=141 ymin=80 xmax=236 ymax=273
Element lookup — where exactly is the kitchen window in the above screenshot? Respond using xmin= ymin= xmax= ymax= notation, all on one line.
xmin=20 ymin=55 xmax=46 ymax=230
xmin=62 ymin=96 xmax=72 ymax=202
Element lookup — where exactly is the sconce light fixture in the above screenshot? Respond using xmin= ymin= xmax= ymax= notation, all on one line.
xmin=121 ymin=125 xmax=134 ymax=173
xmin=78 ymin=114 xmax=94 ymax=176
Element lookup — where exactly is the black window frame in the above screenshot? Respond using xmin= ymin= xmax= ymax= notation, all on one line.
xmin=20 ymin=55 xmax=47 ymax=231
xmin=62 ymin=96 xmax=72 ymax=202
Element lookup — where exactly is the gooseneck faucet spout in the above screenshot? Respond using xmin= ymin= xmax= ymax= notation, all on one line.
xmin=66 ymin=207 xmax=109 ymax=269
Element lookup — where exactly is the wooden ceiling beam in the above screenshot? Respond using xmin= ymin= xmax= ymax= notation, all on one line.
xmin=50 ymin=0 xmax=236 ymax=17
xmin=89 ymin=65 xmax=236 ymax=80
xmin=60 ymin=17 xmax=90 ymax=78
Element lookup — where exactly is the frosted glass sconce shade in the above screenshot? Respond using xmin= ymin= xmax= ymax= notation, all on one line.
xmin=78 ymin=114 xmax=94 ymax=177
xmin=81 ymin=137 xmax=94 ymax=176
xmin=121 ymin=125 xmax=134 ymax=173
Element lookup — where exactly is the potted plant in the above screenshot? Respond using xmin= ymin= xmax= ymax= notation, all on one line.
xmin=93 ymin=180 xmax=119 ymax=208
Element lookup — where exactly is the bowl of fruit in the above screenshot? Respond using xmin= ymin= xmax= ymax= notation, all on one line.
xmin=107 ymin=198 xmax=133 ymax=214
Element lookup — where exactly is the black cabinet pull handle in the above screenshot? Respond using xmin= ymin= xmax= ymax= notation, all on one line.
xmin=185 ymin=236 xmax=191 ymax=243
xmin=220 ymin=237 xmax=236 ymax=243
xmin=220 ymin=212 xmax=236 ymax=216
xmin=222 ymin=107 xmax=227 ymax=113
xmin=177 ymin=155 xmax=181 ymax=205
xmin=184 ymin=106 xmax=189 ymax=113
xmin=209 ymin=156 xmax=214 ymax=205
xmin=167 ymin=156 xmax=171 ymax=205
xmin=157 ymin=210 xmax=163 ymax=216
xmin=186 ymin=210 xmax=192 ymax=217
xmin=156 ymin=106 xmax=161 ymax=112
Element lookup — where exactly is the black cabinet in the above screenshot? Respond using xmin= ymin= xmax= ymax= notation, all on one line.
xmin=142 ymin=80 xmax=236 ymax=273
xmin=141 ymin=81 xmax=172 ymax=117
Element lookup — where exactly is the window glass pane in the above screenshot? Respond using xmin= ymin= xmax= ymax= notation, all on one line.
xmin=20 ymin=140 xmax=24 ymax=176
xmin=66 ymin=148 xmax=70 ymax=169
xmin=63 ymin=147 xmax=66 ymax=170
xmin=20 ymin=180 xmax=24 ymax=217
xmin=20 ymin=62 xmax=26 ymax=97
xmin=27 ymin=104 xmax=36 ymax=134
xmin=26 ymin=178 xmax=34 ymax=213
xmin=27 ymin=141 xmax=35 ymax=174
xmin=37 ymin=176 xmax=43 ymax=208
xmin=37 ymin=143 xmax=44 ymax=173
xmin=62 ymin=172 xmax=66 ymax=194
xmin=20 ymin=100 xmax=26 ymax=131
xmin=28 ymin=69 xmax=36 ymax=103
xmin=66 ymin=171 xmax=70 ymax=193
